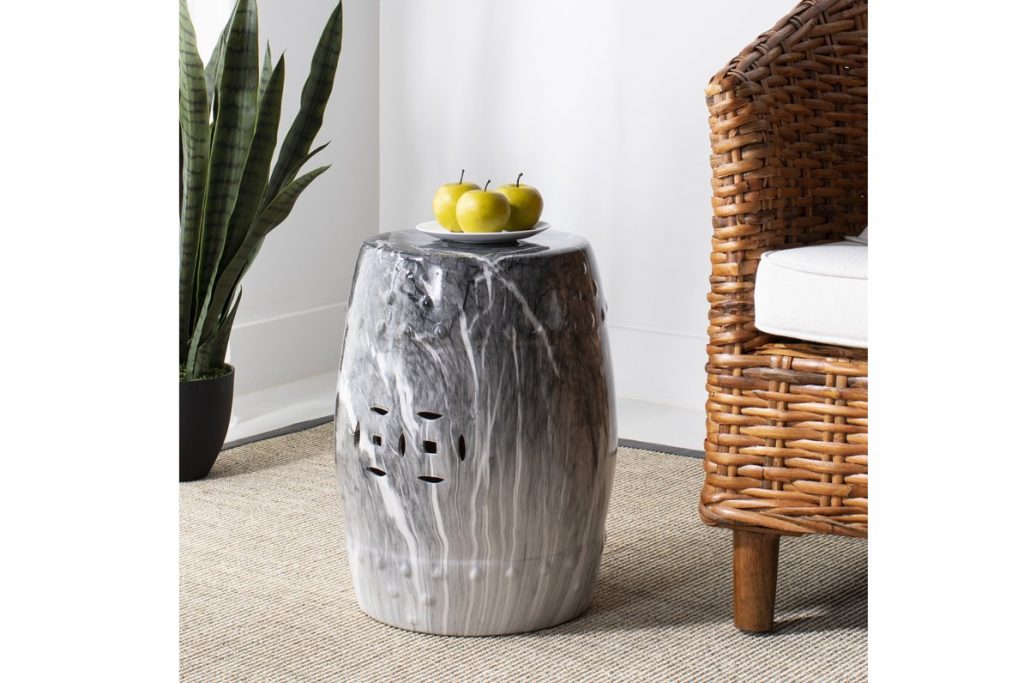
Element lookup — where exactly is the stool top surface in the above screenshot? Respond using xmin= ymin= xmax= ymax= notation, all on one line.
xmin=367 ymin=229 xmax=590 ymax=261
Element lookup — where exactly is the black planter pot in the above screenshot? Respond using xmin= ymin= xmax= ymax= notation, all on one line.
xmin=179 ymin=365 xmax=235 ymax=482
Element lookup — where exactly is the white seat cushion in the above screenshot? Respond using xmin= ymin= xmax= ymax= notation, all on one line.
xmin=754 ymin=241 xmax=868 ymax=348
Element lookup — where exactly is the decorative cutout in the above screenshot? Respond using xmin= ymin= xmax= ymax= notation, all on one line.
xmin=417 ymin=411 xmax=442 ymax=420
xmin=371 ymin=406 xmax=389 ymax=415
xmin=398 ymin=433 xmax=406 ymax=456
xmin=458 ymin=435 xmax=466 ymax=461
xmin=365 ymin=467 xmax=386 ymax=477
xmin=422 ymin=440 xmax=437 ymax=454
xmin=418 ymin=475 xmax=444 ymax=484
xmin=353 ymin=422 xmax=360 ymax=447
xmin=372 ymin=435 xmax=382 ymax=446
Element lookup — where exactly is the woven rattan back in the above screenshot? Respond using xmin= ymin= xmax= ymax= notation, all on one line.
xmin=706 ymin=0 xmax=866 ymax=352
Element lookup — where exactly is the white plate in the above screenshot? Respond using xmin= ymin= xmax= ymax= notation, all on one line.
xmin=415 ymin=220 xmax=550 ymax=245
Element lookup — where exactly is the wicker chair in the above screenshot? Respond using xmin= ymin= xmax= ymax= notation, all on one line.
xmin=701 ymin=0 xmax=867 ymax=632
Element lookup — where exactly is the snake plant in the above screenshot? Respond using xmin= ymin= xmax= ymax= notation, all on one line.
xmin=179 ymin=0 xmax=342 ymax=380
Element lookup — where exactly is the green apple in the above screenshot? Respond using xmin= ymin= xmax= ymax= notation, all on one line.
xmin=496 ymin=173 xmax=544 ymax=231
xmin=455 ymin=180 xmax=511 ymax=233
xmin=432 ymin=169 xmax=480 ymax=231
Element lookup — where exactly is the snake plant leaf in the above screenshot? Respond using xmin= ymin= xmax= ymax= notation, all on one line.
xmin=203 ymin=166 xmax=330 ymax=342
xmin=193 ymin=0 xmax=258 ymax=330
xmin=300 ymin=141 xmax=330 ymax=169
xmin=258 ymin=42 xmax=273 ymax=105
xmin=249 ymin=164 xmax=330 ymax=253
xmin=204 ymin=15 xmax=228 ymax=115
xmin=179 ymin=0 xmax=209 ymax=363
xmin=266 ymin=1 xmax=342 ymax=200
xmin=196 ymin=290 xmax=242 ymax=373
xmin=218 ymin=54 xmax=285 ymax=285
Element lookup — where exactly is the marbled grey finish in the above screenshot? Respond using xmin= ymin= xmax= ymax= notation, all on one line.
xmin=334 ymin=230 xmax=616 ymax=635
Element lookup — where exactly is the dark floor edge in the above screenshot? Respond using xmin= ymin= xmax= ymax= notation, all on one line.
xmin=618 ymin=438 xmax=703 ymax=458
xmin=222 ymin=415 xmax=335 ymax=450
xmin=224 ymin=415 xmax=704 ymax=458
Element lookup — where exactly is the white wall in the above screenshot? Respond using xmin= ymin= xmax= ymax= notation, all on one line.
xmin=189 ymin=0 xmax=379 ymax=437
xmin=379 ymin=0 xmax=793 ymax=418
xmin=188 ymin=0 xmax=797 ymax=445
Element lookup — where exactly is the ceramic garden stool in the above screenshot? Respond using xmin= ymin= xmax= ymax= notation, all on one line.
xmin=334 ymin=229 xmax=616 ymax=636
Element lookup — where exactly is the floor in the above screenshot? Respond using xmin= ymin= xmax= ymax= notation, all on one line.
xmin=182 ymin=423 xmax=867 ymax=682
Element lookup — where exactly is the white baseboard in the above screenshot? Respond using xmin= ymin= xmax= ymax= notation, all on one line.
xmin=227 ymin=371 xmax=337 ymax=443
xmin=616 ymin=398 xmax=704 ymax=451
xmin=228 ymin=302 xmax=347 ymax=395
xmin=606 ymin=324 xmax=708 ymax=411
xmin=225 ymin=301 xmax=346 ymax=442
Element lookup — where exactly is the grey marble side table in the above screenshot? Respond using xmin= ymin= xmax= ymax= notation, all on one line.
xmin=334 ymin=229 xmax=616 ymax=636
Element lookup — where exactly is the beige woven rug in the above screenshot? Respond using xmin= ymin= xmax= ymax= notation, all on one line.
xmin=181 ymin=423 xmax=866 ymax=681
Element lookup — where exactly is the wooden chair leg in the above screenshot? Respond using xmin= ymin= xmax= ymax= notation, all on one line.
xmin=732 ymin=530 xmax=780 ymax=632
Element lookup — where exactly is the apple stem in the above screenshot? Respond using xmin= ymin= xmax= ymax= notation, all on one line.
xmin=484 ymin=179 xmax=491 ymax=191
xmin=516 ymin=172 xmax=523 ymax=187
xmin=459 ymin=169 xmax=465 ymax=184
